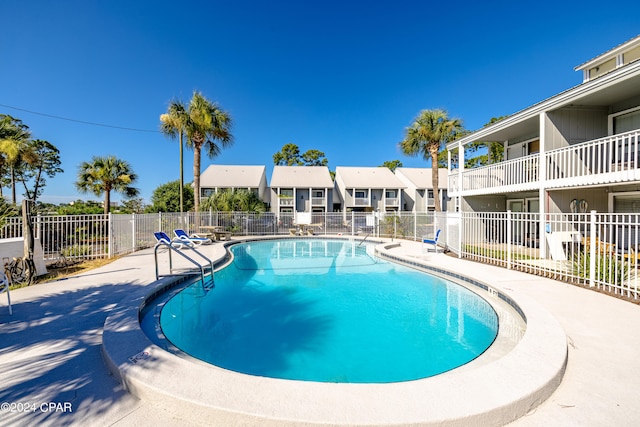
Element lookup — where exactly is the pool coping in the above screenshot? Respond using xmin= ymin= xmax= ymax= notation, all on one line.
xmin=102 ymin=237 xmax=568 ymax=426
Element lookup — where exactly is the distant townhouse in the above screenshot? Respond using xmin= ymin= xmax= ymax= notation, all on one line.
xmin=269 ymin=166 xmax=335 ymax=215
xmin=334 ymin=166 xmax=406 ymax=220
xmin=199 ymin=165 xmax=269 ymax=203
xmin=394 ymin=167 xmax=449 ymax=212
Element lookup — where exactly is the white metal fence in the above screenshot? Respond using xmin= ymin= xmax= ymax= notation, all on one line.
xmin=2 ymin=210 xmax=638 ymax=299
xmin=459 ymin=211 xmax=639 ymax=299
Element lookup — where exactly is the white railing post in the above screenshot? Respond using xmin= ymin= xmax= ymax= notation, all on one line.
xmin=589 ymin=210 xmax=597 ymax=287
xmin=414 ymin=211 xmax=417 ymax=241
xmin=506 ymin=210 xmax=512 ymax=269
xmin=351 ymin=211 xmax=355 ymax=236
xmin=132 ymin=213 xmax=136 ymax=252
xmin=108 ymin=213 xmax=113 ymax=259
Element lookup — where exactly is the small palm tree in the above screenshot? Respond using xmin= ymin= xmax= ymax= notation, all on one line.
xmin=160 ymin=100 xmax=189 ymax=214
xmin=0 ymin=114 xmax=34 ymax=203
xmin=76 ymin=155 xmax=140 ymax=214
xmin=399 ymin=109 xmax=463 ymax=211
xmin=186 ymin=91 xmax=233 ymax=212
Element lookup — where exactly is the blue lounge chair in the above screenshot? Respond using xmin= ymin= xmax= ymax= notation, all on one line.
xmin=174 ymin=229 xmax=212 ymax=246
xmin=154 ymin=231 xmax=189 ymax=249
xmin=422 ymin=229 xmax=442 ymax=253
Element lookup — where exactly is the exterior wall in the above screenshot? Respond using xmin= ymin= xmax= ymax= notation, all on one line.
xmin=296 ymin=189 xmax=309 ymax=212
xmin=371 ymin=189 xmax=384 ymax=211
xmin=547 ymin=188 xmax=609 ymax=214
xmin=258 ymin=174 xmax=269 ymax=201
xmin=462 ymin=195 xmax=507 ymax=213
xmin=404 ymin=190 xmax=417 ymax=211
xmin=612 ymin=94 xmax=640 ymax=114
xmin=545 ymin=107 xmax=608 ymax=149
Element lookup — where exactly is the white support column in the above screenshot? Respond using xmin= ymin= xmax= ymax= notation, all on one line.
xmin=308 ymin=187 xmax=312 ymax=212
xmin=539 ymin=112 xmax=548 ymax=259
xmin=325 ymin=187 xmax=328 ymax=212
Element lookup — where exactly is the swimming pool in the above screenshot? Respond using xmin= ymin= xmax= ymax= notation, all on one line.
xmin=147 ymin=239 xmax=499 ymax=383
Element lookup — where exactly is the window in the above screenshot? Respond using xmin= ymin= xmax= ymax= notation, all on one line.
xmin=355 ymin=190 xmax=366 ymax=198
xmin=613 ymin=108 xmax=640 ymax=134
xmin=279 ymin=189 xmax=293 ymax=198
xmin=385 ymin=190 xmax=396 ymax=198
xmin=312 ymin=190 xmax=324 ymax=198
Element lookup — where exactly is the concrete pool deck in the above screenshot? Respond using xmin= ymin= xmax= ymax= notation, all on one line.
xmin=1 ymin=238 xmax=639 ymax=426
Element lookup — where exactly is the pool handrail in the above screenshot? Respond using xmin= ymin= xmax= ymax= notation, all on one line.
xmin=153 ymin=235 xmax=214 ymax=292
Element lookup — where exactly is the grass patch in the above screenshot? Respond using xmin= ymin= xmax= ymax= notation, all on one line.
xmin=463 ymin=245 xmax=535 ymax=261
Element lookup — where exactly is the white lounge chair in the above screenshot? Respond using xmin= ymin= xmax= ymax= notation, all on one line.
xmin=174 ymin=229 xmax=212 ymax=246
xmin=154 ymin=231 xmax=189 ymax=249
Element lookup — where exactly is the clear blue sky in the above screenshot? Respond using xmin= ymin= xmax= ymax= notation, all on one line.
xmin=2 ymin=0 xmax=638 ymax=204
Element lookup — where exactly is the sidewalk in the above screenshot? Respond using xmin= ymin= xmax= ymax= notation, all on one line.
xmin=1 ymin=240 xmax=639 ymax=426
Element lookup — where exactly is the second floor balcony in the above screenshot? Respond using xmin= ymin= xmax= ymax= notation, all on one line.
xmin=449 ymin=129 xmax=640 ymax=196
xmin=279 ymin=197 xmax=294 ymax=206
xmin=385 ymin=197 xmax=399 ymax=206
xmin=311 ymin=196 xmax=326 ymax=206
xmin=353 ymin=197 xmax=370 ymax=206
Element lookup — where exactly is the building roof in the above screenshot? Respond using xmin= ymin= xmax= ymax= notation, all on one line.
xmin=335 ymin=167 xmax=406 ymax=188
xmin=395 ymin=167 xmax=448 ymax=189
xmin=574 ymin=34 xmax=640 ymax=71
xmin=269 ymin=166 xmax=334 ymax=188
xmin=199 ymin=165 xmax=266 ymax=188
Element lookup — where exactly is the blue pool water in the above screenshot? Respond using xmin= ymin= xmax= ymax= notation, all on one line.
xmin=151 ymin=239 xmax=498 ymax=383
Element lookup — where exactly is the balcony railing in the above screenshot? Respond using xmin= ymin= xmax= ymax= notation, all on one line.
xmin=452 ymin=154 xmax=539 ymax=194
xmin=279 ymin=197 xmax=294 ymax=206
xmin=311 ymin=197 xmax=326 ymax=206
xmin=385 ymin=197 xmax=399 ymax=206
xmin=449 ymin=129 xmax=640 ymax=195
xmin=354 ymin=197 xmax=369 ymax=206
xmin=546 ymin=129 xmax=639 ymax=185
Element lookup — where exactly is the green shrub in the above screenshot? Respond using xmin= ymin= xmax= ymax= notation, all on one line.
xmin=62 ymin=245 xmax=92 ymax=257
xmin=573 ymin=251 xmax=630 ymax=286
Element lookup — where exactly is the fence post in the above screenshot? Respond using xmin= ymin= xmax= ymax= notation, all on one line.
xmin=158 ymin=212 xmax=162 ymax=232
xmin=506 ymin=210 xmax=512 ymax=269
xmin=36 ymin=214 xmax=41 ymax=240
xmin=132 ymin=213 xmax=136 ymax=253
xmin=458 ymin=212 xmax=462 ymax=259
xmin=589 ymin=210 xmax=596 ymax=287
xmin=108 ymin=213 xmax=113 ymax=259
xmin=351 ymin=211 xmax=354 ymax=236
xmin=414 ymin=211 xmax=417 ymax=241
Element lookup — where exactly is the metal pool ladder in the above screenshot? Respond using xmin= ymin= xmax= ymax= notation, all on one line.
xmin=153 ymin=242 xmax=215 ymax=293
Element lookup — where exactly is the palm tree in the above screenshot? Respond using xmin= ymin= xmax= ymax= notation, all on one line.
xmin=76 ymin=155 xmax=140 ymax=214
xmin=0 ymin=115 xmax=33 ymax=203
xmin=186 ymin=91 xmax=233 ymax=212
xmin=160 ymin=101 xmax=189 ymax=214
xmin=399 ymin=109 xmax=463 ymax=211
